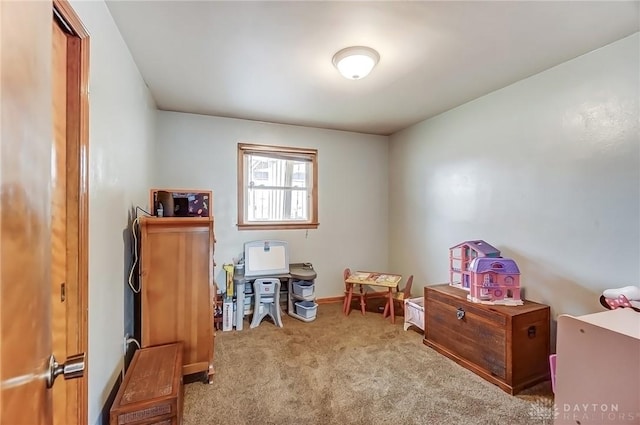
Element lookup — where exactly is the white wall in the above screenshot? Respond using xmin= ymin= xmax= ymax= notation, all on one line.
xmin=154 ymin=112 xmax=390 ymax=297
xmin=69 ymin=2 xmax=156 ymax=424
xmin=389 ymin=34 xmax=639 ymax=323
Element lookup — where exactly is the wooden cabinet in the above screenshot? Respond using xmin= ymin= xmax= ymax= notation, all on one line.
xmin=423 ymin=284 xmax=550 ymax=394
xmin=140 ymin=216 xmax=215 ymax=383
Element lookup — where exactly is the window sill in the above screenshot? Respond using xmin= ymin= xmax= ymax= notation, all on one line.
xmin=237 ymin=222 xmax=319 ymax=231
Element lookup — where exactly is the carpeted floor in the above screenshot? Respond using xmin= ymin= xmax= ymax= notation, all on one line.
xmin=183 ymin=302 xmax=554 ymax=425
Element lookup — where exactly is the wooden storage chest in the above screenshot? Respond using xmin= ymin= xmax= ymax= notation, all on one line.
xmin=423 ymin=284 xmax=550 ymax=394
xmin=110 ymin=343 xmax=184 ymax=425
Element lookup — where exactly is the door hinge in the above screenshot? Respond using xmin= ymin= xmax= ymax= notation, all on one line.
xmin=60 ymin=282 xmax=66 ymax=302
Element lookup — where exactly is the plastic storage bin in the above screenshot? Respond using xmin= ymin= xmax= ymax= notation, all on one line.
xmin=243 ymin=295 xmax=254 ymax=314
xmin=295 ymin=300 xmax=318 ymax=319
xmin=292 ymin=281 xmax=314 ymax=297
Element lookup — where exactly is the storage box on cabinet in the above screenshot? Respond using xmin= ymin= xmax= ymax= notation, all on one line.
xmin=295 ymin=300 xmax=318 ymax=319
xmin=292 ymin=281 xmax=314 ymax=297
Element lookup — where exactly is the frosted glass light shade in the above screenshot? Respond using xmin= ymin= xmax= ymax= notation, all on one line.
xmin=332 ymin=46 xmax=380 ymax=80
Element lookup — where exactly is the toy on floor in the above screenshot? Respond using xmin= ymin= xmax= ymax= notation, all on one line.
xmin=467 ymin=257 xmax=523 ymax=305
xmin=599 ymin=285 xmax=640 ymax=312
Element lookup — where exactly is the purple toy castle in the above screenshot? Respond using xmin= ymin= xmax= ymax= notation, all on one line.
xmin=449 ymin=240 xmax=501 ymax=290
xmin=467 ymin=257 xmax=523 ymax=305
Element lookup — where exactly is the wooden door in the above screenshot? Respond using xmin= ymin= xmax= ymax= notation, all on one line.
xmin=1 ymin=1 xmax=89 ymax=423
xmin=51 ymin=1 xmax=91 ymax=424
xmin=1 ymin=1 xmax=56 ymax=423
xmin=52 ymin=14 xmax=70 ymax=424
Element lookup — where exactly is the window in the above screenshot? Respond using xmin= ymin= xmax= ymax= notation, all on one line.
xmin=238 ymin=143 xmax=318 ymax=230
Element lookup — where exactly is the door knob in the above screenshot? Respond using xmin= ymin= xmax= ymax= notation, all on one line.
xmin=46 ymin=353 xmax=85 ymax=388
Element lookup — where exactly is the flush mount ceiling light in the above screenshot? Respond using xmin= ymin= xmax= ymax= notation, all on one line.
xmin=332 ymin=46 xmax=380 ymax=80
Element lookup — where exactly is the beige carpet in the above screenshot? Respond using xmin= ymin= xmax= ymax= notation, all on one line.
xmin=183 ymin=302 xmax=554 ymax=425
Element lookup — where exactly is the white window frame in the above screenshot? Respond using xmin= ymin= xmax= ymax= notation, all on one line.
xmin=237 ymin=143 xmax=319 ymax=230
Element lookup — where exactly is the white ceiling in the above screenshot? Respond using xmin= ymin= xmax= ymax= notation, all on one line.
xmin=106 ymin=1 xmax=639 ymax=136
